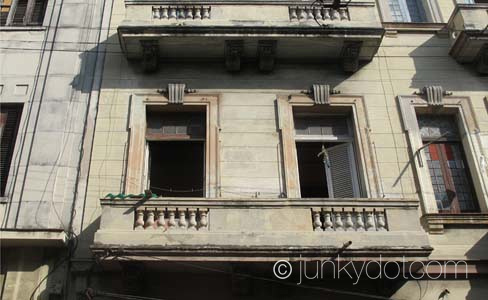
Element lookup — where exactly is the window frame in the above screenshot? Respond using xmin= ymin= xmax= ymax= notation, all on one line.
xmin=1 ymin=0 xmax=48 ymax=27
xmin=378 ymin=0 xmax=443 ymax=23
xmin=125 ymin=93 xmax=219 ymax=197
xmin=398 ymin=95 xmax=488 ymax=214
xmin=277 ymin=94 xmax=380 ymax=199
xmin=0 ymin=103 xmax=23 ymax=200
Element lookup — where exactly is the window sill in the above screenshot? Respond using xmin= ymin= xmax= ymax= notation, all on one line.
xmin=382 ymin=22 xmax=447 ymax=35
xmin=0 ymin=196 xmax=8 ymax=204
xmin=0 ymin=26 xmax=46 ymax=32
xmin=423 ymin=213 xmax=488 ymax=234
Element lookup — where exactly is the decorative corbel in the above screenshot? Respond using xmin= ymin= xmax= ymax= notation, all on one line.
xmin=140 ymin=40 xmax=159 ymax=73
xmin=225 ymin=40 xmax=244 ymax=72
xmin=476 ymin=43 xmax=488 ymax=74
xmin=157 ymin=83 xmax=196 ymax=104
xmin=257 ymin=40 xmax=277 ymax=73
xmin=415 ymin=86 xmax=452 ymax=106
xmin=301 ymin=84 xmax=340 ymax=105
xmin=341 ymin=41 xmax=362 ymax=73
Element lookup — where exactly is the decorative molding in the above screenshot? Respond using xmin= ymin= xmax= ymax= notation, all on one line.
xmin=140 ymin=40 xmax=159 ymax=73
xmin=288 ymin=6 xmax=349 ymax=22
xmin=414 ymin=86 xmax=452 ymax=106
xmin=152 ymin=6 xmax=211 ymax=20
xmin=257 ymin=40 xmax=277 ymax=73
xmin=225 ymin=40 xmax=244 ymax=72
xmin=168 ymin=83 xmax=185 ymax=104
xmin=341 ymin=41 xmax=362 ymax=73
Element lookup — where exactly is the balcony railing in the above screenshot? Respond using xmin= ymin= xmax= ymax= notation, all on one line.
xmin=92 ymin=197 xmax=432 ymax=261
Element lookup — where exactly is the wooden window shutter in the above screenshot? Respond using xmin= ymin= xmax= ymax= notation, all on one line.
xmin=326 ymin=143 xmax=359 ymax=198
xmin=0 ymin=105 xmax=22 ymax=196
xmin=11 ymin=0 xmax=27 ymax=25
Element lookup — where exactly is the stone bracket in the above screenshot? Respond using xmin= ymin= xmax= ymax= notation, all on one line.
xmin=257 ymin=40 xmax=277 ymax=73
xmin=341 ymin=41 xmax=362 ymax=73
xmin=140 ymin=40 xmax=159 ymax=73
xmin=415 ymin=86 xmax=452 ymax=106
xmin=225 ymin=40 xmax=244 ymax=72
xmin=157 ymin=83 xmax=196 ymax=104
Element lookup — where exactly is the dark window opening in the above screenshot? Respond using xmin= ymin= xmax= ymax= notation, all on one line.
xmin=0 ymin=104 xmax=22 ymax=196
xmin=296 ymin=142 xmax=331 ymax=198
xmin=418 ymin=114 xmax=479 ymax=213
xmin=148 ymin=141 xmax=204 ymax=197
xmin=146 ymin=109 xmax=206 ymax=198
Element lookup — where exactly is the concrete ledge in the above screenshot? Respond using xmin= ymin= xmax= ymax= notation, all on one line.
xmin=423 ymin=214 xmax=488 ymax=234
xmin=0 ymin=229 xmax=67 ymax=247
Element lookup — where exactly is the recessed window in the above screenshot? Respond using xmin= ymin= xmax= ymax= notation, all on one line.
xmin=1 ymin=0 xmax=48 ymax=26
xmin=387 ymin=0 xmax=427 ymax=22
xmin=418 ymin=114 xmax=479 ymax=213
xmin=145 ymin=109 xmax=206 ymax=197
xmin=0 ymin=104 xmax=22 ymax=196
xmin=294 ymin=113 xmax=360 ymax=198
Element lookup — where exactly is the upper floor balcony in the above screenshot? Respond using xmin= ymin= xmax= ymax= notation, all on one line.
xmin=117 ymin=1 xmax=384 ymax=73
xmin=91 ymin=196 xmax=432 ymax=262
xmin=447 ymin=3 xmax=488 ymax=74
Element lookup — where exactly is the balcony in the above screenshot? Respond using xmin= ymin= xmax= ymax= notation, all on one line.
xmin=117 ymin=2 xmax=384 ymax=73
xmin=447 ymin=4 xmax=488 ymax=74
xmin=91 ymin=197 xmax=432 ymax=262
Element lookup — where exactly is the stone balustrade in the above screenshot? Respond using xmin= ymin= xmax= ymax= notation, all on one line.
xmin=312 ymin=207 xmax=387 ymax=232
xmin=152 ymin=6 xmax=211 ymax=20
xmin=289 ymin=6 xmax=349 ymax=22
xmin=134 ymin=207 xmax=208 ymax=231
xmin=93 ymin=197 xmax=431 ymax=260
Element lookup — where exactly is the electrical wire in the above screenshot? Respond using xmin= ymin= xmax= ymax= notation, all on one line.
xmin=111 ymin=254 xmax=395 ymax=300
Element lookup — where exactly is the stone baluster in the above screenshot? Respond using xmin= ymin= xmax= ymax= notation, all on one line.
xmin=161 ymin=7 xmax=169 ymax=19
xmin=334 ymin=210 xmax=344 ymax=231
xmin=153 ymin=7 xmax=161 ymax=19
xmin=194 ymin=7 xmax=202 ymax=19
xmin=186 ymin=7 xmax=194 ymax=19
xmin=145 ymin=210 xmax=155 ymax=229
xmin=198 ymin=209 xmax=209 ymax=230
xmin=167 ymin=208 xmax=177 ymax=229
xmin=376 ymin=210 xmax=387 ymax=231
xmin=355 ymin=210 xmax=365 ymax=231
xmin=313 ymin=7 xmax=322 ymax=20
xmin=365 ymin=210 xmax=375 ymax=231
xmin=178 ymin=209 xmax=188 ymax=229
xmin=156 ymin=210 xmax=166 ymax=230
xmin=289 ymin=7 xmax=298 ymax=21
xmin=344 ymin=211 xmax=354 ymax=231
xmin=169 ymin=7 xmax=177 ymax=19
xmin=134 ymin=210 xmax=145 ymax=230
xmin=202 ymin=7 xmax=210 ymax=19
xmin=322 ymin=8 xmax=330 ymax=20
xmin=331 ymin=9 xmax=340 ymax=20
xmin=178 ymin=7 xmax=186 ymax=19
xmin=312 ymin=209 xmax=323 ymax=231
xmin=323 ymin=210 xmax=334 ymax=231
xmin=306 ymin=7 xmax=314 ymax=20
xmin=188 ymin=209 xmax=198 ymax=231
xmin=339 ymin=8 xmax=348 ymax=20
xmin=298 ymin=7 xmax=307 ymax=20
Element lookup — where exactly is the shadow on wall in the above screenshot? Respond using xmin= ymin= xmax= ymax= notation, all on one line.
xmin=408 ymin=35 xmax=487 ymax=92
xmin=73 ymin=33 xmax=365 ymax=92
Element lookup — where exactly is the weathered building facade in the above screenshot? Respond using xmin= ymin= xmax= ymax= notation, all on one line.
xmin=2 ymin=0 xmax=488 ymax=299
xmin=0 ymin=0 xmax=108 ymax=298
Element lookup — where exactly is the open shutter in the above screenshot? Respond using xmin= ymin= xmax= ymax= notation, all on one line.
xmin=0 ymin=105 xmax=22 ymax=196
xmin=326 ymin=143 xmax=359 ymax=198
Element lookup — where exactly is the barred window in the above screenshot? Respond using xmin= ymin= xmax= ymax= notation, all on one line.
xmin=0 ymin=0 xmax=47 ymax=26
